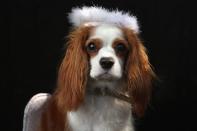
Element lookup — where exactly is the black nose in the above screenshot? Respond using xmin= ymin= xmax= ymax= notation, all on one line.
xmin=100 ymin=57 xmax=114 ymax=70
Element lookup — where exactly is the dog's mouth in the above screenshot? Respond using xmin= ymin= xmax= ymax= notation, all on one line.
xmin=99 ymin=72 xmax=112 ymax=79
xmin=95 ymin=72 xmax=120 ymax=81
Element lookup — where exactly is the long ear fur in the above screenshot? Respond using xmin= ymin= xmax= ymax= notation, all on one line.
xmin=54 ymin=26 xmax=92 ymax=111
xmin=39 ymin=26 xmax=92 ymax=131
xmin=123 ymin=28 xmax=155 ymax=117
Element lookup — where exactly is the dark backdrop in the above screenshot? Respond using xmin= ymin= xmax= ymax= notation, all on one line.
xmin=10 ymin=0 xmax=196 ymax=131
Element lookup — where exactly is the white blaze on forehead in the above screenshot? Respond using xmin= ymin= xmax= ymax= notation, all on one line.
xmin=90 ymin=24 xmax=124 ymax=47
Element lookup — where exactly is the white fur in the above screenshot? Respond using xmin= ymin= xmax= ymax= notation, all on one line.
xmin=89 ymin=24 xmax=124 ymax=80
xmin=68 ymin=6 xmax=139 ymax=33
xmin=68 ymin=96 xmax=134 ymax=131
xmin=67 ymin=24 xmax=135 ymax=131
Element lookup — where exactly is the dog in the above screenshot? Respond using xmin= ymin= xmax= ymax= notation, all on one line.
xmin=39 ymin=6 xmax=155 ymax=131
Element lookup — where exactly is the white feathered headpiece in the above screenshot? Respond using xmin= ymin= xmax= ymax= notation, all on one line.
xmin=68 ymin=6 xmax=139 ymax=34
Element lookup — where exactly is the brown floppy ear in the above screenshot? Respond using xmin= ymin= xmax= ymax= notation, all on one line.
xmin=123 ymin=28 xmax=155 ymax=117
xmin=54 ymin=26 xmax=92 ymax=112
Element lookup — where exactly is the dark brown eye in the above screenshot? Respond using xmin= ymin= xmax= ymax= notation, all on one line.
xmin=115 ymin=43 xmax=127 ymax=52
xmin=86 ymin=42 xmax=97 ymax=52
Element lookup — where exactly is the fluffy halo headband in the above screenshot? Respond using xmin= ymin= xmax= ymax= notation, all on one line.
xmin=68 ymin=6 xmax=140 ymax=34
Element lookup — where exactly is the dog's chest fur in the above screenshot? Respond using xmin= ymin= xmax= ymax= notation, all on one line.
xmin=67 ymin=95 xmax=134 ymax=131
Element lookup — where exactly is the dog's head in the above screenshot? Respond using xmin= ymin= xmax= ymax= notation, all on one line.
xmin=54 ymin=7 xmax=155 ymax=117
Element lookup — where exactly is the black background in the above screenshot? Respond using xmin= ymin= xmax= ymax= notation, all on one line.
xmin=9 ymin=0 xmax=196 ymax=131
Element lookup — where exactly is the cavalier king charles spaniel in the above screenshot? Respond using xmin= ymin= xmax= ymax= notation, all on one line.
xmin=39 ymin=6 xmax=155 ymax=131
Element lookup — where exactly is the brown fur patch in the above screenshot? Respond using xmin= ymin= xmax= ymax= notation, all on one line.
xmin=112 ymin=38 xmax=129 ymax=58
xmin=39 ymin=26 xmax=93 ymax=131
xmin=85 ymin=38 xmax=102 ymax=57
xmin=122 ymin=28 xmax=156 ymax=117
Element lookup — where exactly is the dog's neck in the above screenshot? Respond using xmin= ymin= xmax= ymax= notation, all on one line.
xmin=86 ymin=78 xmax=132 ymax=104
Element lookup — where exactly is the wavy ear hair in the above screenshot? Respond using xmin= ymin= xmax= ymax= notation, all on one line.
xmin=123 ymin=28 xmax=155 ymax=117
xmin=39 ymin=26 xmax=92 ymax=131
xmin=54 ymin=26 xmax=92 ymax=112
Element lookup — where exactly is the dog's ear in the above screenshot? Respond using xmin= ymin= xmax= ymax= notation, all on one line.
xmin=123 ymin=28 xmax=155 ymax=117
xmin=54 ymin=26 xmax=92 ymax=111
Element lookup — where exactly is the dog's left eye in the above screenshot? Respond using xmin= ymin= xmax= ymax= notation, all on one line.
xmin=115 ymin=43 xmax=127 ymax=52
xmin=86 ymin=42 xmax=97 ymax=52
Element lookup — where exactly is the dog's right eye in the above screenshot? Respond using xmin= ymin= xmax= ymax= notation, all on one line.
xmin=115 ymin=43 xmax=127 ymax=53
xmin=86 ymin=42 xmax=97 ymax=52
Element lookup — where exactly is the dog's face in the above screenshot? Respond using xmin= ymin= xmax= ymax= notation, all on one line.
xmin=85 ymin=24 xmax=128 ymax=81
